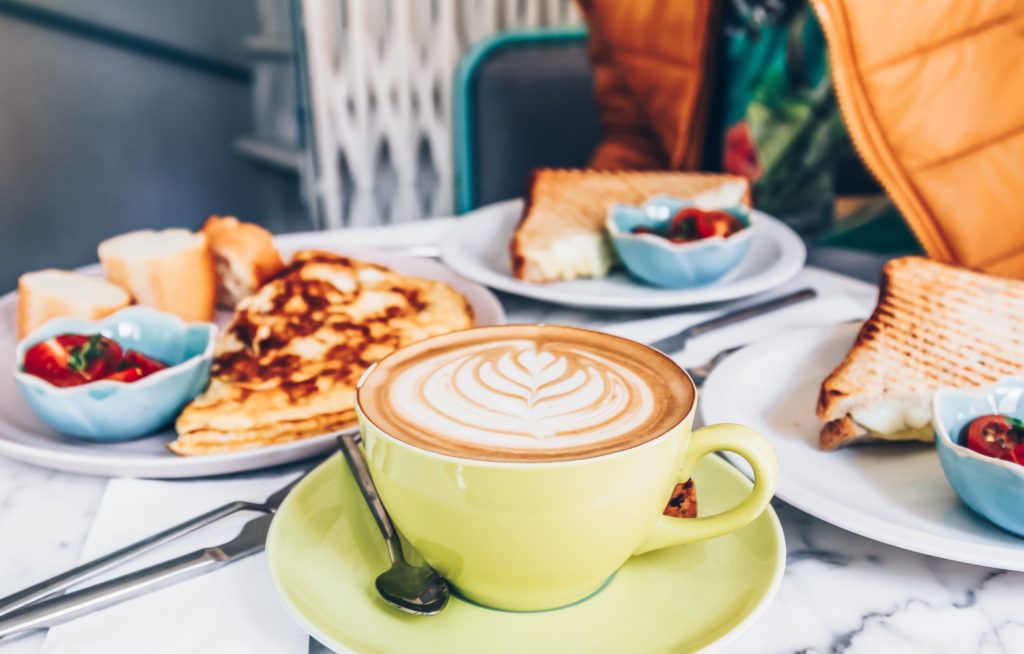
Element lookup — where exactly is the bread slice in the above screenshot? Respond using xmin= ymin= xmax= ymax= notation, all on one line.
xmin=201 ymin=216 xmax=284 ymax=308
xmin=98 ymin=229 xmax=216 ymax=322
xmin=17 ymin=270 xmax=132 ymax=339
xmin=817 ymin=257 xmax=1024 ymax=450
xmin=511 ymin=169 xmax=750 ymax=283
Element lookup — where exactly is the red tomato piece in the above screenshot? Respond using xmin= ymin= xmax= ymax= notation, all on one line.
xmin=695 ymin=211 xmax=743 ymax=239
xmin=965 ymin=414 xmax=1024 ymax=466
xmin=123 ymin=350 xmax=168 ymax=377
xmin=105 ymin=367 xmax=145 ymax=383
xmin=23 ymin=333 xmax=125 ymax=386
xmin=23 ymin=336 xmax=87 ymax=387
xmin=669 ymin=208 xmax=703 ymax=238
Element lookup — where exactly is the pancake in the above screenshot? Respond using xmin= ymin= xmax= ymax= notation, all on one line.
xmin=170 ymin=250 xmax=474 ymax=455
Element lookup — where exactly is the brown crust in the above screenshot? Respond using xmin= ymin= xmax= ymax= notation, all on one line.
xmin=819 ymin=415 xmax=867 ymax=451
xmin=202 ymin=216 xmax=284 ymax=278
xmin=510 ymin=169 xmax=543 ymax=280
xmin=663 ymin=479 xmax=698 ymax=518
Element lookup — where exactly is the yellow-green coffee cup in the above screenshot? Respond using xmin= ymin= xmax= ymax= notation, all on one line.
xmin=355 ymin=353 xmax=777 ymax=612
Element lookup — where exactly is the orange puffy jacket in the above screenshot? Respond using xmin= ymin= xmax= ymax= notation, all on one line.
xmin=581 ymin=0 xmax=1024 ymax=277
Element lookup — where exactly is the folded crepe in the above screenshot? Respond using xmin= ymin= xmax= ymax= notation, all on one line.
xmin=171 ymin=250 xmax=474 ymax=455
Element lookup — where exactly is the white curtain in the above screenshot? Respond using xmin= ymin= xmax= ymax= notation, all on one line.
xmin=300 ymin=0 xmax=582 ymax=228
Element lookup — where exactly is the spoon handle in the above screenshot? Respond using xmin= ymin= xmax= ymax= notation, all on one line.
xmin=336 ymin=434 xmax=403 ymax=563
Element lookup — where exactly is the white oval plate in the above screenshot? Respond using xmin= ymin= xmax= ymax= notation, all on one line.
xmin=0 ymin=239 xmax=504 ymax=478
xmin=700 ymin=322 xmax=1024 ymax=570
xmin=440 ymin=199 xmax=806 ymax=310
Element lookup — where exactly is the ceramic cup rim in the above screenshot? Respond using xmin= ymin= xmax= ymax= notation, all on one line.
xmin=354 ymin=324 xmax=697 ymax=469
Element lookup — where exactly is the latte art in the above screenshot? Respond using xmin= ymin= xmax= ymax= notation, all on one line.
xmin=358 ymin=326 xmax=693 ymax=462
xmin=394 ymin=340 xmax=654 ymax=447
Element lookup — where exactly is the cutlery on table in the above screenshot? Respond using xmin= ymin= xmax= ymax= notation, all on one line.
xmin=0 ymin=473 xmax=305 ymax=618
xmin=687 ymin=317 xmax=866 ymax=388
xmin=0 ymin=514 xmax=272 ymax=640
xmin=648 ymin=287 xmax=817 ymax=355
xmin=336 ymin=434 xmax=450 ymax=615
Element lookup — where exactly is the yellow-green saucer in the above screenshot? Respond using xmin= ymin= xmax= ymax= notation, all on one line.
xmin=266 ymin=454 xmax=785 ymax=654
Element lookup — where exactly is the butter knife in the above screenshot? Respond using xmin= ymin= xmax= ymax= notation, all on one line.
xmin=649 ymin=287 xmax=817 ymax=354
xmin=0 ymin=514 xmax=273 ymax=640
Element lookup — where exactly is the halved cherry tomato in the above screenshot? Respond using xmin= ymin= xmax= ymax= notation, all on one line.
xmin=123 ymin=350 xmax=167 ymax=376
xmin=629 ymin=208 xmax=744 ymax=243
xmin=669 ymin=208 xmax=703 ymax=238
xmin=695 ymin=211 xmax=743 ymax=239
xmin=23 ymin=334 xmax=123 ymax=387
xmin=22 ymin=334 xmax=168 ymax=387
xmin=105 ymin=367 xmax=145 ymax=383
xmin=964 ymin=414 xmax=1024 ymax=466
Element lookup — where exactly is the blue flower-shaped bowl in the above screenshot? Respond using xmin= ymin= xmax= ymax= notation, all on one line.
xmin=14 ymin=306 xmax=216 ymax=441
xmin=933 ymin=377 xmax=1024 ymax=537
xmin=606 ymin=195 xmax=756 ymax=288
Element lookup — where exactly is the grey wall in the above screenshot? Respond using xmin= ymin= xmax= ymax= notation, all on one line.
xmin=0 ymin=1 xmax=309 ymax=293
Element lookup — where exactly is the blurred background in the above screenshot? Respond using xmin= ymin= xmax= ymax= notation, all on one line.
xmin=0 ymin=0 xmax=908 ymax=292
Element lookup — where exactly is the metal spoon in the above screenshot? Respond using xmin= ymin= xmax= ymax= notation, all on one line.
xmin=336 ymin=434 xmax=450 ymax=615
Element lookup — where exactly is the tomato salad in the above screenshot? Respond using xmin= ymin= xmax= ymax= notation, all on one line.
xmin=961 ymin=414 xmax=1024 ymax=467
xmin=23 ymin=334 xmax=167 ymax=387
xmin=631 ymin=207 xmax=746 ymax=244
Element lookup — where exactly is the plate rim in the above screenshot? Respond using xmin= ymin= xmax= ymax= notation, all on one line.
xmin=701 ymin=322 xmax=1024 ymax=571
xmin=439 ymin=198 xmax=807 ymax=310
xmin=0 ymin=245 xmax=505 ymax=478
xmin=265 ymin=452 xmax=787 ymax=654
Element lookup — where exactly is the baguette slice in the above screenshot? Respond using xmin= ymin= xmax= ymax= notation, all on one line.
xmin=201 ymin=216 xmax=284 ymax=308
xmin=98 ymin=229 xmax=216 ymax=322
xmin=511 ymin=169 xmax=750 ymax=283
xmin=17 ymin=270 xmax=132 ymax=339
xmin=817 ymin=257 xmax=1024 ymax=451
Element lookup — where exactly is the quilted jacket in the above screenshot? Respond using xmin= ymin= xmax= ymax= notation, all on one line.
xmin=582 ymin=0 xmax=1024 ymax=276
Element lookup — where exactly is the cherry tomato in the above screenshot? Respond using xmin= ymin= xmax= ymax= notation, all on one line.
xmin=695 ymin=211 xmax=743 ymax=239
xmin=669 ymin=208 xmax=702 ymax=239
xmin=23 ymin=336 xmax=86 ymax=387
xmin=964 ymin=414 xmax=1024 ymax=466
xmin=23 ymin=334 xmax=123 ymax=386
xmin=104 ymin=367 xmax=145 ymax=383
xmin=123 ymin=350 xmax=167 ymax=376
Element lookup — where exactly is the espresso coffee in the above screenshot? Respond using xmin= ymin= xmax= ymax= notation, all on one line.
xmin=357 ymin=325 xmax=694 ymax=462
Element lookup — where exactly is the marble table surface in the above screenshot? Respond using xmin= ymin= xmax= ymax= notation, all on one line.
xmin=2 ymin=247 xmax=1024 ymax=653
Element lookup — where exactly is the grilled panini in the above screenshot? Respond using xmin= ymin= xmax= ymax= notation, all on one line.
xmin=817 ymin=257 xmax=1024 ymax=451
xmin=171 ymin=250 xmax=474 ymax=455
xmin=511 ymin=169 xmax=750 ymax=283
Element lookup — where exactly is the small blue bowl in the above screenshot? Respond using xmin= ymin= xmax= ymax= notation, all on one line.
xmin=933 ymin=377 xmax=1024 ymax=537
xmin=14 ymin=306 xmax=216 ymax=441
xmin=606 ymin=195 xmax=756 ymax=288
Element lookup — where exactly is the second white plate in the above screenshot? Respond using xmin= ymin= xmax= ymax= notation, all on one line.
xmin=0 ymin=243 xmax=504 ymax=479
xmin=440 ymin=199 xmax=806 ymax=310
xmin=700 ymin=322 xmax=1024 ymax=570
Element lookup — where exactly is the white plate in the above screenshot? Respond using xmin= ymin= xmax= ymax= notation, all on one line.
xmin=700 ymin=323 xmax=1024 ymax=570
xmin=440 ymin=199 xmax=806 ymax=310
xmin=0 ymin=243 xmax=505 ymax=479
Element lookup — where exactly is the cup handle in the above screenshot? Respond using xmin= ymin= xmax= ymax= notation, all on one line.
xmin=633 ymin=423 xmax=778 ymax=555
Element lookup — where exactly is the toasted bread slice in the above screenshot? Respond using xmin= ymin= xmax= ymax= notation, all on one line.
xmin=201 ymin=216 xmax=284 ymax=308
xmin=98 ymin=229 xmax=216 ymax=322
xmin=511 ymin=169 xmax=750 ymax=283
xmin=17 ymin=270 xmax=132 ymax=339
xmin=817 ymin=257 xmax=1024 ymax=450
